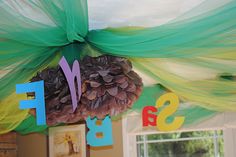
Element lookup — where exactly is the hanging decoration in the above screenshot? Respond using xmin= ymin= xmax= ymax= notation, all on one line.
xmin=0 ymin=0 xmax=236 ymax=135
xmin=28 ymin=55 xmax=143 ymax=126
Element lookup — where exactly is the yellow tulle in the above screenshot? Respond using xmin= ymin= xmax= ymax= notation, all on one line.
xmin=0 ymin=53 xmax=61 ymax=134
xmin=0 ymin=93 xmax=29 ymax=134
xmin=132 ymin=56 xmax=236 ymax=112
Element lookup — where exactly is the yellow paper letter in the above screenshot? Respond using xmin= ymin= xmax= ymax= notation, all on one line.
xmin=156 ymin=93 xmax=185 ymax=131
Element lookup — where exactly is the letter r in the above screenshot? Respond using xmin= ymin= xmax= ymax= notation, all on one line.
xmin=86 ymin=116 xmax=113 ymax=147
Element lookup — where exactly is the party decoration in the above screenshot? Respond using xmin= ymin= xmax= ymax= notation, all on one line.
xmin=86 ymin=116 xmax=113 ymax=147
xmin=59 ymin=56 xmax=81 ymax=112
xmin=1 ymin=0 xmax=236 ymax=134
xmin=28 ymin=55 xmax=143 ymax=126
xmin=133 ymin=58 xmax=236 ymax=112
xmin=14 ymin=85 xmax=216 ymax=135
xmin=142 ymin=93 xmax=185 ymax=131
xmin=78 ymin=55 xmax=143 ymax=119
xmin=16 ymin=81 xmax=46 ymax=125
xmin=142 ymin=106 xmax=158 ymax=127
xmin=87 ymin=0 xmax=236 ymax=111
xmin=14 ymin=115 xmax=48 ymax=135
xmin=28 ymin=64 xmax=77 ymax=126
xmin=156 ymin=93 xmax=185 ymax=131
xmin=135 ymin=84 xmax=216 ymax=127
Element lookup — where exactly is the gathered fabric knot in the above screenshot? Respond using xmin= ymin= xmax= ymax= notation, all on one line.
xmin=64 ymin=0 xmax=88 ymax=43
xmin=67 ymin=31 xmax=86 ymax=43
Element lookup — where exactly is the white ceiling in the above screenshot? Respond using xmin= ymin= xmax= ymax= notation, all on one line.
xmin=4 ymin=0 xmax=229 ymax=29
xmin=88 ymin=0 xmax=206 ymax=29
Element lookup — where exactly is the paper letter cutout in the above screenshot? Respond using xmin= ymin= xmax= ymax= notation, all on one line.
xmin=59 ymin=56 xmax=81 ymax=112
xmin=156 ymin=93 xmax=185 ymax=131
xmin=86 ymin=116 xmax=113 ymax=147
xmin=142 ymin=106 xmax=157 ymax=127
xmin=16 ymin=81 xmax=46 ymax=125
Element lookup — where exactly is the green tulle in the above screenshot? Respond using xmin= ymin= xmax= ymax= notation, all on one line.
xmin=87 ymin=0 xmax=236 ymax=57
xmin=0 ymin=0 xmax=89 ymax=133
xmin=14 ymin=115 xmax=48 ymax=135
xmin=1 ymin=0 xmax=236 ymax=134
xmin=87 ymin=0 xmax=236 ymax=110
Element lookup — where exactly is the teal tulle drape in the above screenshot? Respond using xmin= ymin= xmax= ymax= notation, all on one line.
xmin=1 ymin=0 xmax=236 ymax=134
xmin=0 ymin=0 xmax=89 ymax=133
xmin=87 ymin=0 xmax=236 ymax=111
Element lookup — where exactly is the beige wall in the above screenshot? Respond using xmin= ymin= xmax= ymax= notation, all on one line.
xmin=17 ymin=120 xmax=123 ymax=157
xmin=17 ymin=133 xmax=47 ymax=157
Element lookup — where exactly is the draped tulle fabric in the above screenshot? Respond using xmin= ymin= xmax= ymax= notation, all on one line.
xmin=0 ymin=0 xmax=235 ymax=133
xmin=88 ymin=0 xmax=236 ymax=111
xmin=0 ymin=0 xmax=88 ymax=133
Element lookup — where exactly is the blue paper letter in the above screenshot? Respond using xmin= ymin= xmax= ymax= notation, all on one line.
xmin=16 ymin=81 xmax=46 ymax=125
xmin=86 ymin=116 xmax=113 ymax=147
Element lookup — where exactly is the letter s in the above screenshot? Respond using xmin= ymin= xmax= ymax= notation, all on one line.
xmin=156 ymin=93 xmax=185 ymax=131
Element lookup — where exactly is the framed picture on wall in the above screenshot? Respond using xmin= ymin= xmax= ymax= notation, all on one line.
xmin=49 ymin=124 xmax=86 ymax=157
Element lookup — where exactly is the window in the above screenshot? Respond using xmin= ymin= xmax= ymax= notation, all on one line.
xmin=136 ymin=130 xmax=224 ymax=157
xmin=122 ymin=112 xmax=236 ymax=157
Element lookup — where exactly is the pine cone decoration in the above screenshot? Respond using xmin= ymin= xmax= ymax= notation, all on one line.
xmin=78 ymin=55 xmax=143 ymax=119
xmin=28 ymin=55 xmax=143 ymax=126
xmin=29 ymin=66 xmax=75 ymax=125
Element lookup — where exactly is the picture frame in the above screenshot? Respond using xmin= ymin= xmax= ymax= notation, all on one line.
xmin=49 ymin=124 xmax=86 ymax=157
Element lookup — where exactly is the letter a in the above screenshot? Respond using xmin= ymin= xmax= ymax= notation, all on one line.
xmin=142 ymin=106 xmax=157 ymax=127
